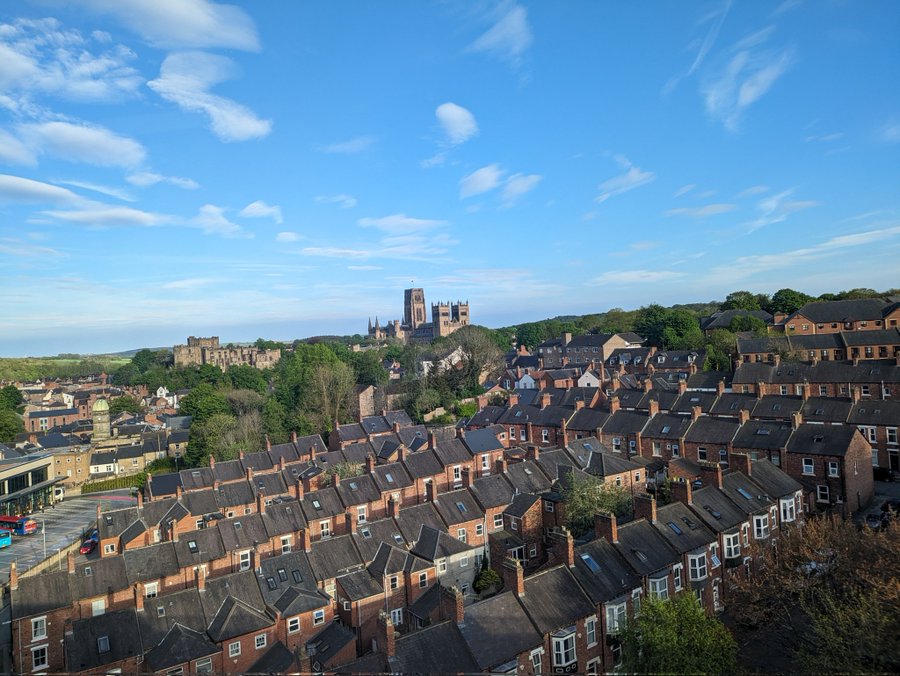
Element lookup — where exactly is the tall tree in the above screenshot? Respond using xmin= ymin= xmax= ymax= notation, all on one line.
xmin=767 ymin=288 xmax=814 ymax=315
xmin=0 ymin=410 xmax=24 ymax=443
xmin=0 ymin=385 xmax=24 ymax=411
xmin=621 ymin=593 xmax=737 ymax=675
xmin=721 ymin=290 xmax=765 ymax=311
xmin=560 ymin=471 xmax=631 ymax=538
xmin=178 ymin=383 xmax=230 ymax=423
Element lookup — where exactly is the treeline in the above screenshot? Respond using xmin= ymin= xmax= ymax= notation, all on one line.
xmin=0 ymin=356 xmax=130 ymax=382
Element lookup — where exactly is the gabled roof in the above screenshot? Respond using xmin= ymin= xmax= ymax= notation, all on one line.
xmin=410 ymin=524 xmax=472 ymax=561
xmin=458 ymin=591 xmax=543 ymax=670
xmin=747 ymin=459 xmax=802 ymax=499
xmin=173 ymin=527 xmax=227 ymax=569
xmin=732 ymin=420 xmax=793 ymax=451
xmin=402 ymin=448 xmax=444 ymax=479
xmin=790 ymin=298 xmax=889 ymax=323
xmin=305 ymin=534 xmax=365 ymax=582
xmin=206 ymin=595 xmax=272 ymax=641
xmin=683 ymin=416 xmax=739 ymax=445
xmin=367 ymin=541 xmax=430 ymax=578
xmin=124 ymin=541 xmax=180 ymax=584
xmin=653 ymin=501 xmax=717 ymax=554
xmin=462 ymin=427 xmax=505 ymax=454
xmin=217 ymin=513 xmax=269 ymax=551
xmin=690 ymin=485 xmax=747 ymax=533
xmin=64 ymin=609 xmax=143 ymax=673
xmin=469 ymin=472 xmax=516 ymax=510
xmin=396 ymin=502 xmax=446 ymax=544
xmin=721 ymin=471 xmax=772 ymax=515
xmin=785 ymin=423 xmax=862 ymax=457
xmin=614 ymin=518 xmax=679 ymax=577
xmin=434 ymin=489 xmax=485 ymax=525
xmin=518 ymin=565 xmax=595 ymax=634
xmin=505 ymin=492 xmax=540 ymax=518
xmin=338 ymin=569 xmax=383 ymax=601
xmin=137 ymin=587 xmax=207 ymax=649
xmin=572 ymin=538 xmax=641 ymax=603
xmin=504 ymin=459 xmax=553 ymax=494
xmin=393 ymin=619 xmax=480 ymax=674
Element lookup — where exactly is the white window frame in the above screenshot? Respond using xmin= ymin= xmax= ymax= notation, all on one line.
xmin=280 ymin=535 xmax=292 ymax=554
xmin=390 ymin=607 xmax=403 ymax=626
xmin=689 ymin=554 xmax=707 ymax=581
xmin=780 ymin=498 xmax=796 ymax=523
xmin=92 ymin=598 xmax=106 ymax=617
xmin=551 ymin=629 xmax=577 ymax=668
xmin=32 ymin=645 xmax=48 ymax=671
xmin=229 ymin=641 xmax=241 ymax=658
xmin=724 ymin=532 xmax=740 ymax=559
xmin=195 ymin=657 xmax=213 ymax=675
xmin=457 ymin=528 xmax=467 ymax=543
xmin=817 ymin=485 xmax=830 ymax=503
xmin=673 ymin=563 xmax=683 ymax=591
xmin=31 ymin=616 xmax=47 ymax=641
xmin=438 ymin=558 xmax=447 ymax=574
xmin=530 ymin=649 xmax=543 ymax=674
xmin=753 ymin=514 xmax=770 ymax=540
xmin=288 ymin=616 xmax=301 ymax=634
xmin=460 ymin=554 xmax=469 ymax=568
xmin=605 ymin=603 xmax=627 ymax=634
xmin=828 ymin=461 xmax=839 ymax=477
xmin=255 ymin=633 xmax=267 ymax=650
xmin=145 ymin=581 xmax=159 ymax=598
xmin=649 ymin=576 xmax=668 ymax=600
xmin=418 ymin=571 xmax=428 ymax=588
xmin=802 ymin=458 xmax=814 ymax=475
xmin=586 ymin=615 xmax=598 ymax=647
xmin=492 ymin=513 xmax=503 ymax=529
xmin=357 ymin=505 xmax=367 ymax=523
xmin=475 ymin=522 xmax=484 ymax=537
xmin=314 ymin=609 xmax=325 ymax=625
xmin=239 ymin=550 xmax=251 ymax=571
xmin=320 ymin=520 xmax=331 ymax=538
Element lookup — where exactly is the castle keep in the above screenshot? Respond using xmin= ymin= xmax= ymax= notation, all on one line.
xmin=369 ymin=287 xmax=470 ymax=342
xmin=173 ymin=336 xmax=281 ymax=370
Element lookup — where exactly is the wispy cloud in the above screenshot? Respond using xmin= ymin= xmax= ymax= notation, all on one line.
xmin=148 ymin=52 xmax=272 ymax=142
xmin=664 ymin=0 xmax=731 ymax=95
xmin=53 ymin=179 xmax=134 ymax=202
xmin=746 ymin=189 xmax=818 ymax=232
xmin=43 ymin=205 xmax=167 ymax=227
xmin=589 ymin=269 xmax=686 ymax=285
xmin=0 ymin=174 xmax=84 ymax=205
xmin=239 ymin=200 xmax=283 ymax=224
xmin=162 ymin=277 xmax=218 ymax=290
xmin=318 ymin=136 xmax=375 ymax=154
xmin=879 ymin=119 xmax=900 ymax=143
xmin=275 ymin=231 xmax=302 ymax=243
xmin=315 ymin=194 xmax=357 ymax=209
xmin=674 ymin=184 xmax=696 ymax=198
xmin=805 ymin=132 xmax=844 ymax=143
xmin=81 ymin=0 xmax=260 ymax=51
xmin=0 ymin=237 xmax=65 ymax=257
xmin=191 ymin=204 xmax=251 ymax=238
xmin=466 ymin=3 xmax=533 ymax=68
xmin=460 ymin=164 xmax=503 ymax=199
xmin=702 ymin=29 xmax=793 ymax=131
xmin=17 ymin=121 xmax=146 ymax=167
xmin=126 ymin=172 xmax=199 ymax=189
xmin=596 ymin=155 xmax=655 ymax=203
xmin=737 ymin=185 xmax=769 ymax=197
xmin=666 ymin=203 xmax=737 ymax=218
xmin=358 ymin=214 xmax=447 ymax=234
xmin=348 ymin=265 xmax=383 ymax=271
xmin=502 ymin=173 xmax=542 ymax=206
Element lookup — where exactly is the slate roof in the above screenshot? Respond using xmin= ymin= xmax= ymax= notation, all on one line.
xmin=137 ymin=587 xmax=208 ymax=650
xmin=801 ymin=396 xmax=854 ymax=423
xmin=791 ymin=298 xmax=889 ymax=323
xmin=684 ymin=416 xmax=739 ymax=445
xmin=396 ymin=503 xmax=446 ymax=545
xmin=338 ymin=569 xmax=383 ymax=601
xmin=410 ymin=525 xmax=472 ymax=561
xmin=505 ymin=492 xmax=540 ymax=518
xmin=643 ymin=413 xmax=692 ymax=440
xmin=614 ymin=519 xmax=679 ymax=577
xmin=519 ymin=565 xmax=595 ymax=634
xmin=218 ymin=513 xmax=269 ymax=551
xmin=572 ymin=538 xmax=641 ymax=603
xmin=458 ymin=592 xmax=543 ymax=670
xmin=181 ymin=489 xmax=220 ymax=517
xmin=469 ymin=473 xmax=516 ymax=510
xmin=306 ymin=621 xmax=356 ymax=669
xmin=262 ymin=498 xmax=307 ymax=536
xmin=654 ymin=501 xmax=717 ymax=554
xmin=402 ymin=448 xmax=444 ymax=479
xmin=300 ymin=487 xmax=344 ymax=521
xmin=211 ymin=459 xmax=245 ymax=482
xmin=567 ymin=406 xmax=611 ymax=432
xmin=461 ymin=427 xmax=504 ymax=454
xmin=201 ymin=570 xmax=271 ymax=641
xmin=732 ymin=420 xmax=794 ymax=451
xmin=173 ymin=527 xmax=227 ymax=569
xmin=370 ymin=461 xmax=414 ymax=493
xmin=124 ymin=541 xmax=180 ymax=584
xmin=747 ymin=459 xmax=802 ymax=499
xmin=842 ymin=328 xmax=900 ymax=346
xmin=11 ymin=569 xmax=72 ymax=618
xmin=434 ymin=489 xmax=484 ymax=525
xmin=306 ymin=534 xmax=365 ymax=583
xmin=353 ymin=518 xmax=407 ymax=561
xmin=721 ymin=471 xmax=772 ymax=515
xmin=701 ymin=309 xmax=773 ymax=330
xmin=467 ymin=405 xmax=506 ymax=427
xmin=246 ymin=641 xmax=297 ymax=675
xmin=367 ymin=541 xmax=430 ymax=578
xmin=785 ymin=423 xmax=861 ymax=457
xmin=504 ymin=459 xmax=553 ymax=494
xmin=709 ymin=393 xmax=757 ymax=417
xmin=336 ymin=473 xmax=381 ymax=507
xmin=602 ymin=410 xmax=650 ymax=435
xmin=848 ymin=399 xmax=900 ymax=425
xmin=65 ymin=609 xmax=142 ymax=673
xmin=672 ymin=391 xmax=718 ymax=415
xmin=393 ymin=620 xmax=480 ymax=675
xmin=690 ymin=485 xmax=747 ymax=533
xmin=214 ymin=481 xmax=255 ymax=509
xmin=752 ymin=395 xmax=803 ymax=420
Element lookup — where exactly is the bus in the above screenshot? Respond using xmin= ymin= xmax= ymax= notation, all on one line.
xmin=0 ymin=515 xmax=38 ymax=535
xmin=0 ymin=530 xmax=11 ymax=548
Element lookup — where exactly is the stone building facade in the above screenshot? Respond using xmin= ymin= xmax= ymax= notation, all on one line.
xmin=173 ymin=336 xmax=281 ymax=370
xmin=368 ymin=288 xmax=470 ymax=343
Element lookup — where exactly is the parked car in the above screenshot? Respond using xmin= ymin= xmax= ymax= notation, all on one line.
xmin=79 ymin=538 xmax=97 ymax=555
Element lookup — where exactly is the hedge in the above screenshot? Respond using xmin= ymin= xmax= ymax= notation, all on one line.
xmin=80 ymin=473 xmax=146 ymax=494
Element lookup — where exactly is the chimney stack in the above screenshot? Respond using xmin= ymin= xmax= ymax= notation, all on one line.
xmin=560 ymin=418 xmax=568 ymax=447
xmin=643 ymin=379 xmax=652 ymax=393
xmin=802 ymin=380 xmax=810 ymax=401
xmin=648 ymin=399 xmax=659 ymax=418
xmin=256 ymin=491 xmax=266 ymax=515
xmin=440 ymin=586 xmax=465 ymax=623
xmin=594 ymin=512 xmax=618 ymax=543
xmin=291 ymin=430 xmax=298 ymax=444
xmin=508 ymin=393 xmax=520 ymax=407
xmin=691 ymin=405 xmax=702 ymax=422
xmin=502 ymin=557 xmax=525 ymax=597
xmin=332 ymin=471 xmax=341 ymax=487
xmin=461 ymin=468 xmax=473 ymax=489
xmin=495 ymin=456 xmax=508 ymax=474
xmin=610 ymin=395 xmax=620 ymax=414
xmin=540 ymin=393 xmax=551 ymax=409
xmin=300 ymin=528 xmax=312 ymax=552
xmin=8 ymin=562 xmax=16 ymax=590
xmin=476 ymin=395 xmax=488 ymax=411
xmin=851 ymin=387 xmax=861 ymax=404
xmin=716 ymin=379 xmax=725 ymax=397
xmin=265 ymin=434 xmax=271 ymax=452
xmin=791 ymin=411 xmax=803 ymax=430
xmin=526 ymin=421 xmax=534 ymax=443
xmin=175 ymin=484 xmax=182 ymax=500
xmin=197 ymin=565 xmax=206 ymax=591
xmin=738 ymin=408 xmax=750 ymax=425
xmin=734 ymin=453 xmax=752 ymax=477
xmin=365 ymin=454 xmax=375 ymax=473
xmin=574 ymin=399 xmax=585 ymax=411
xmin=678 ymin=379 xmax=688 ymax=395
xmin=345 ymin=511 xmax=358 ymax=534
xmin=551 ymin=527 xmax=575 ymax=567
xmin=428 ymin=431 xmax=437 ymax=450
xmin=246 ymin=467 xmax=254 ymax=482
xmin=757 ymin=382 xmax=765 ymax=400
xmin=526 ymin=443 xmax=540 ymax=462
xmin=134 ymin=583 xmax=144 ymax=612
xmin=393 ymin=422 xmax=401 ymax=434
xmin=137 ymin=491 xmax=143 ymax=509
xmin=377 ymin=611 xmax=396 ymax=658
xmin=634 ymin=494 xmax=658 ymax=524
xmin=670 ymin=480 xmax=693 ymax=506
xmin=209 ymin=456 xmax=215 ymax=469
xmin=699 ymin=462 xmax=724 ymax=489
xmin=425 ymin=480 xmax=436 ymax=503
xmin=389 ymin=496 xmax=400 ymax=519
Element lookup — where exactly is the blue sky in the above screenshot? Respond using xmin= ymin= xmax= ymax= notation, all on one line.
xmin=1 ymin=0 xmax=898 ymax=357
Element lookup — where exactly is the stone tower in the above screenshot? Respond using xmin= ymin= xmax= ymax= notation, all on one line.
xmin=92 ymin=397 xmax=111 ymax=442
xmin=404 ymin=288 xmax=427 ymax=329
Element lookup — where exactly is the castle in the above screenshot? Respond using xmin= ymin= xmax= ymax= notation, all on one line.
xmin=368 ymin=288 xmax=470 ymax=343
xmin=173 ymin=336 xmax=281 ymax=370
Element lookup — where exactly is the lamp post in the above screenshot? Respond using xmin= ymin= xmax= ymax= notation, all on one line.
xmin=40 ymin=518 xmax=46 ymax=561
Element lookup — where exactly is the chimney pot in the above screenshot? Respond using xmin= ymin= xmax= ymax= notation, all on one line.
xmin=670 ymin=480 xmax=693 ymax=506
xmin=594 ymin=512 xmax=618 ymax=543
xmin=502 ymin=557 xmax=525 ymax=597
xmin=634 ymin=494 xmax=658 ymax=524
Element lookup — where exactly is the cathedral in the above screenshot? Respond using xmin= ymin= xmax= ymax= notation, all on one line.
xmin=368 ymin=288 xmax=470 ymax=343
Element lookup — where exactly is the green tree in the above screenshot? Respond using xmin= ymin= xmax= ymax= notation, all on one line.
xmin=351 ymin=349 xmax=389 ymax=388
xmin=721 ymin=290 xmax=768 ymax=311
xmin=0 ymin=410 xmax=24 ymax=443
xmin=728 ymin=314 xmax=767 ymax=333
xmin=634 ymin=304 xmax=671 ymax=346
xmin=130 ymin=348 xmax=158 ymax=373
xmin=767 ymin=288 xmax=814 ymax=315
xmin=561 ymin=471 xmax=632 ymax=538
xmin=262 ymin=397 xmax=290 ymax=444
xmin=178 ymin=383 xmax=230 ymax=423
xmin=621 ymin=593 xmax=737 ymax=675
xmin=704 ymin=329 xmax=737 ymax=371
xmin=226 ymin=364 xmax=268 ymax=394
xmin=108 ymin=395 xmax=143 ymax=417
xmin=0 ymin=385 xmax=24 ymax=411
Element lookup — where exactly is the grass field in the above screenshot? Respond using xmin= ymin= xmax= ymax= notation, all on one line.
xmin=0 ymin=356 xmax=131 ymax=382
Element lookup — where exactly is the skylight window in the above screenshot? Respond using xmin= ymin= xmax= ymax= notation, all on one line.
xmin=737 ymin=487 xmax=753 ymax=500
xmin=277 ymin=568 xmax=287 ymax=582
xmin=266 ymin=577 xmax=277 ymax=590
xmin=667 ymin=521 xmax=683 ymax=535
xmin=312 ymin=500 xmax=322 ymax=511
xmin=292 ymin=570 xmax=302 ymax=583
xmin=84 ymin=567 xmax=92 ymax=576
xmin=814 ymin=436 xmax=824 ymax=443
xmin=756 ymin=429 xmax=770 ymax=436
xmin=393 ymin=533 xmax=404 ymax=545
xmin=361 ymin=527 xmax=371 ymax=539
xmin=661 ymin=426 xmax=671 ymax=434
xmin=772 ymin=404 xmax=781 ymax=411
xmin=730 ymin=402 xmax=739 ymax=410
xmin=188 ymin=540 xmax=198 ymax=553
xmin=157 ymin=606 xmax=165 ymax=618
xmin=349 ymin=482 xmax=358 ymax=491
xmin=690 ymin=397 xmax=700 ymax=403
xmin=815 ymin=409 xmax=825 ymax=415
xmin=234 ymin=522 xmax=242 ymax=529
xmin=681 ymin=516 xmax=698 ymax=530
xmin=584 ymin=443 xmax=593 ymax=451
xmin=456 ymin=501 xmax=467 ymax=513
xmin=634 ymin=549 xmax=648 ymax=562
xmin=703 ymin=505 xmax=722 ymax=519
xmin=385 ymin=473 xmax=394 ymax=483
xmin=97 ymin=636 xmax=110 ymax=654
xmin=580 ymin=553 xmax=601 ymax=573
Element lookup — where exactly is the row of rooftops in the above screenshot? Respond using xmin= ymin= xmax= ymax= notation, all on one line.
xmin=733 ymin=357 xmax=900 ymax=383
xmin=738 ymin=328 xmax=900 ymax=355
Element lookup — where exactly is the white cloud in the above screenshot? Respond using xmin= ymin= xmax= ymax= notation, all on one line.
xmin=663 ymin=0 xmax=731 ymax=95
xmin=43 ymin=205 xmax=165 ymax=227
xmin=436 ymin=103 xmax=478 ymax=145
xmin=805 ymin=132 xmax=844 ymax=143
xmin=315 ymin=194 xmax=357 ymax=209
xmin=148 ymin=52 xmax=272 ymax=142
xmin=17 ymin=121 xmax=146 ymax=167
xmin=879 ymin=120 xmax=900 ymax=143
xmin=276 ymin=231 xmax=302 ymax=243
xmin=702 ymin=29 xmax=792 ymax=131
xmin=596 ymin=155 xmax=655 ymax=203
xmin=358 ymin=214 xmax=447 ymax=234
xmin=54 ymin=179 xmax=134 ymax=202
xmin=0 ymin=237 xmax=65 ymax=257
xmin=666 ymin=203 xmax=737 ymax=218
xmin=239 ymin=200 xmax=283 ymax=224
xmin=162 ymin=277 xmax=218 ymax=290
xmin=348 ymin=265 xmax=382 ymax=271
xmin=502 ymin=173 xmax=542 ymax=206
xmin=81 ymin=0 xmax=260 ymax=51
xmin=590 ymin=269 xmax=686 ymax=285
xmin=747 ymin=189 xmax=817 ymax=231
xmin=460 ymin=164 xmax=503 ymax=199
xmin=0 ymin=18 xmax=142 ymax=103
xmin=0 ymin=174 xmax=83 ymax=204
xmin=126 ymin=172 xmax=199 ymax=189
xmin=467 ymin=4 xmax=533 ymax=68
xmin=0 ymin=128 xmax=35 ymax=165
xmin=191 ymin=204 xmax=250 ymax=238
xmin=318 ymin=136 xmax=375 ymax=154
xmin=737 ymin=185 xmax=769 ymax=197
xmin=674 ymin=184 xmax=696 ymax=198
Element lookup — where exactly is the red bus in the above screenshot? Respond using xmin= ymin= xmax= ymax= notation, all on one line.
xmin=0 ymin=515 xmax=38 ymax=535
